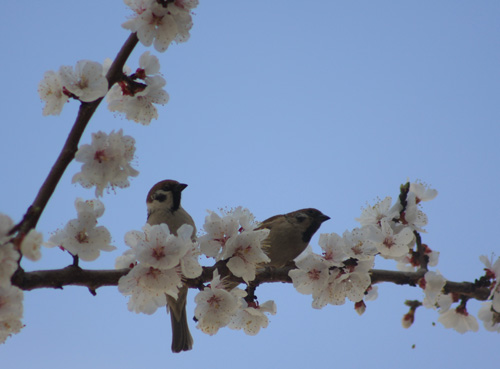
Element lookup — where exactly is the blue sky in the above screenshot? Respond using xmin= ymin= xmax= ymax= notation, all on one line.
xmin=1 ymin=1 xmax=499 ymax=368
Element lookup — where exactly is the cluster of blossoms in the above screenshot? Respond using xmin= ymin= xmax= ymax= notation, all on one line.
xmin=0 ymin=214 xmax=44 ymax=343
xmin=194 ymin=270 xmax=276 ymax=335
xmin=117 ymin=223 xmax=201 ymax=314
xmin=45 ymin=199 xmax=116 ymax=261
xmin=106 ymin=52 xmax=169 ymax=124
xmin=289 ymin=182 xmax=436 ymax=311
xmin=122 ymin=0 xmax=199 ymax=52
xmin=39 ymin=52 xmax=170 ymax=124
xmin=477 ymin=255 xmax=500 ymax=332
xmin=199 ymin=207 xmax=271 ymax=283
xmin=38 ymin=60 xmax=109 ymax=116
xmin=194 ymin=207 xmax=276 ymax=334
xmin=72 ymin=129 xmax=139 ymax=197
xmin=116 ymin=207 xmax=277 ymax=336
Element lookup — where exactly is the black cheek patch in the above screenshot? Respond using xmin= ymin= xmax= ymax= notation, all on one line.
xmin=154 ymin=193 xmax=167 ymax=203
xmin=302 ymin=222 xmax=322 ymax=243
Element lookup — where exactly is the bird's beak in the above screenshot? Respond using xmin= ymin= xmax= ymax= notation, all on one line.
xmin=320 ymin=214 xmax=331 ymax=223
xmin=177 ymin=183 xmax=188 ymax=192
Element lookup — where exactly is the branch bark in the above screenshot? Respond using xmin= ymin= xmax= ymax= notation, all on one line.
xmin=11 ymin=264 xmax=491 ymax=302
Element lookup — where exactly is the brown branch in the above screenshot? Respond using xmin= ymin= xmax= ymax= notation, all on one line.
xmin=11 ymin=33 xmax=139 ymax=239
xmin=11 ymin=264 xmax=491 ymax=302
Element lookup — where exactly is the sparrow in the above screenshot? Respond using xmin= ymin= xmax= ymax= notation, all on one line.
xmin=256 ymin=208 xmax=330 ymax=267
xmin=146 ymin=179 xmax=196 ymax=353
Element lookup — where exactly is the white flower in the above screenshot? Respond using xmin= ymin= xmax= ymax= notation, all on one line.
xmin=138 ymin=51 xmax=161 ymax=75
xmin=342 ymin=228 xmax=378 ymax=261
xmin=364 ymin=285 xmax=378 ymax=301
xmin=222 ymin=230 xmax=270 ymax=283
xmin=45 ymin=201 xmax=115 ymax=261
xmin=194 ymin=270 xmax=245 ymax=335
xmin=75 ymin=198 xmax=105 ymax=218
xmin=438 ymin=306 xmax=479 ymax=333
xmin=118 ymin=264 xmax=181 ymax=314
xmin=312 ymin=259 xmax=373 ymax=309
xmin=228 ymin=300 xmax=277 ymax=335
xmin=289 ymin=252 xmax=330 ymax=298
xmin=199 ymin=207 xmax=256 ymax=259
xmin=122 ymin=0 xmax=198 ymax=52
xmin=422 ymin=270 xmax=447 ymax=309
xmin=401 ymin=193 xmax=428 ymax=233
xmin=125 ymin=223 xmax=192 ymax=270
xmin=356 ymin=197 xmax=399 ymax=227
xmin=107 ymin=75 xmax=169 ymax=125
xmin=0 ymin=214 xmax=14 ymax=245
xmin=180 ymin=241 xmax=203 ymax=278
xmin=0 ymin=285 xmax=24 ymax=344
xmin=20 ymin=229 xmax=43 ymax=262
xmin=115 ymin=249 xmax=137 ymax=269
xmin=72 ymin=129 xmax=139 ymax=197
xmin=58 ymin=60 xmax=108 ymax=102
xmin=0 ymin=243 xmax=19 ymax=288
xmin=478 ymin=301 xmax=500 ymax=332
xmin=365 ymin=219 xmax=414 ymax=258
xmin=410 ymin=182 xmax=438 ymax=203
xmin=318 ymin=232 xmax=346 ymax=267
xmin=38 ymin=70 xmax=68 ymax=116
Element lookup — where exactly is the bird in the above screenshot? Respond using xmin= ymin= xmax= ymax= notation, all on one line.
xmin=256 ymin=208 xmax=330 ymax=268
xmin=146 ymin=179 xmax=196 ymax=353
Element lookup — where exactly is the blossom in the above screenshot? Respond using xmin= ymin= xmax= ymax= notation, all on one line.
xmin=122 ymin=0 xmax=199 ymax=52
xmin=118 ymin=223 xmax=202 ymax=314
xmin=194 ymin=270 xmax=246 ymax=335
xmin=72 ymin=129 xmax=139 ymax=197
xmin=124 ymin=223 xmax=193 ymax=270
xmin=410 ymin=182 xmax=438 ymax=203
xmin=199 ymin=207 xmax=257 ymax=259
xmin=356 ymin=197 xmax=398 ymax=227
xmin=480 ymin=254 xmax=500 ymax=311
xmin=38 ymin=70 xmax=68 ymax=116
xmin=138 ymin=51 xmax=161 ymax=75
xmin=0 ymin=214 xmax=14 ymax=245
xmin=106 ymin=51 xmax=169 ymax=125
xmin=438 ymin=306 xmax=479 ymax=333
xmin=0 ymin=285 xmax=24 ymax=344
xmin=107 ymin=75 xmax=168 ymax=125
xmin=222 ymin=230 xmax=270 ymax=283
xmin=478 ymin=301 xmax=500 ymax=332
xmin=342 ymin=228 xmax=377 ymax=261
xmin=74 ymin=198 xmax=105 ymax=218
xmin=0 ymin=243 xmax=19 ymax=288
xmin=422 ymin=270 xmax=447 ymax=309
xmin=118 ymin=264 xmax=182 ymax=314
xmin=45 ymin=199 xmax=115 ymax=261
xmin=228 ymin=300 xmax=277 ymax=335
xmin=20 ymin=229 xmax=43 ymax=261
xmin=365 ymin=219 xmax=414 ymax=258
xmin=58 ymin=60 xmax=108 ymax=102
xmin=311 ymin=259 xmax=373 ymax=309
xmin=401 ymin=193 xmax=428 ymax=233
xmin=318 ymin=232 xmax=347 ymax=267
xmin=289 ymin=252 xmax=331 ymax=298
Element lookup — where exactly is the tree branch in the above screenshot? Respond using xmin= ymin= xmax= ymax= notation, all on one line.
xmin=11 ymin=264 xmax=491 ymax=302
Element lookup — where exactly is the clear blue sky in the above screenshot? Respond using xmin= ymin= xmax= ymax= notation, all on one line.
xmin=1 ymin=1 xmax=499 ymax=368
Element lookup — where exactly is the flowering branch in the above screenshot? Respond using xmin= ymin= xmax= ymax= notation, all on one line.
xmin=11 ymin=264 xmax=491 ymax=302
xmin=11 ymin=33 xmax=139 ymax=240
